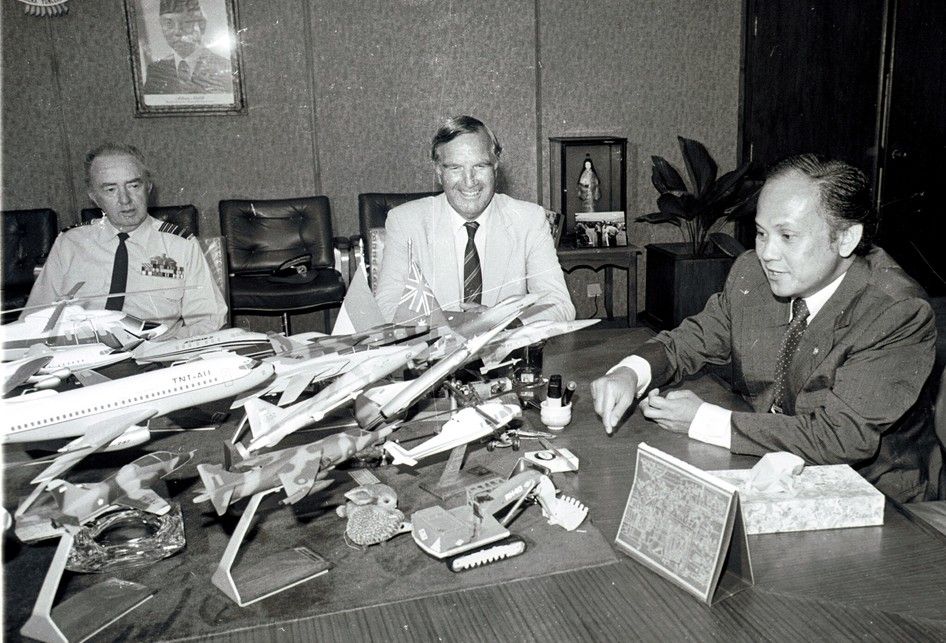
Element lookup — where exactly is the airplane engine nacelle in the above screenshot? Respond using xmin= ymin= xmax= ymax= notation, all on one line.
xmin=30 ymin=376 xmax=64 ymax=390
xmin=47 ymin=367 xmax=73 ymax=379
xmin=103 ymin=426 xmax=151 ymax=451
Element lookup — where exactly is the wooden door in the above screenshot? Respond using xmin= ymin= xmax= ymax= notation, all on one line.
xmin=875 ymin=1 xmax=946 ymax=296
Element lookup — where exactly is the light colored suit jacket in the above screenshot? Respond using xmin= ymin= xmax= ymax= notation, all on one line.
xmin=635 ymin=248 xmax=942 ymax=503
xmin=375 ymin=193 xmax=575 ymax=323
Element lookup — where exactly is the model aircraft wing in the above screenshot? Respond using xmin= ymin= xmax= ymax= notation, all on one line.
xmin=114 ymin=488 xmax=170 ymax=515
xmin=73 ymin=369 xmax=112 ymax=387
xmin=277 ymin=450 xmax=324 ymax=503
xmin=1 ymin=351 xmax=54 ymax=394
xmin=31 ymin=409 xmax=157 ymax=485
xmin=277 ymin=373 xmax=316 ymax=406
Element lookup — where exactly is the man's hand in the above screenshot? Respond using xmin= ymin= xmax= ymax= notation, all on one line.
xmin=639 ymin=389 xmax=704 ymax=434
xmin=591 ymin=367 xmax=639 ymax=435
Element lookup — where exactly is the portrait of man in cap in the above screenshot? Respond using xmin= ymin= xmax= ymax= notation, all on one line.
xmin=142 ymin=0 xmax=234 ymax=95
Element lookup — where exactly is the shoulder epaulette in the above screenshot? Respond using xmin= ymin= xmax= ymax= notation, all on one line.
xmin=157 ymin=221 xmax=194 ymax=239
xmin=60 ymin=219 xmax=97 ymax=233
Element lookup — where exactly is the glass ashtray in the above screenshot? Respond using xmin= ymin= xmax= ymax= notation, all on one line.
xmin=66 ymin=503 xmax=185 ymax=573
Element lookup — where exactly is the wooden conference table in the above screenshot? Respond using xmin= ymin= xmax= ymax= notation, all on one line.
xmin=4 ymin=328 xmax=946 ymax=641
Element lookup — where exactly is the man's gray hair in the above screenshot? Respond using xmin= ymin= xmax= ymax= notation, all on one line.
xmin=431 ymin=115 xmax=502 ymax=162
xmin=84 ymin=143 xmax=151 ymax=187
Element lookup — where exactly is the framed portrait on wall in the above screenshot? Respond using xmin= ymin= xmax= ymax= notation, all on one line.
xmin=124 ymin=0 xmax=246 ymax=116
xmin=550 ymin=136 xmax=628 ymax=249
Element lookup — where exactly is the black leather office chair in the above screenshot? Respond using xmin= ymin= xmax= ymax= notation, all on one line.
xmin=81 ymin=204 xmax=200 ymax=235
xmin=219 ymin=196 xmax=347 ymax=334
xmin=2 ymin=208 xmax=59 ymax=321
xmin=355 ymin=191 xmax=440 ymax=289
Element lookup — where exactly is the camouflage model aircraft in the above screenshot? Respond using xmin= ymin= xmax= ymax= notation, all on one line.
xmin=15 ymin=450 xmax=192 ymax=543
xmin=194 ymin=425 xmax=396 ymax=515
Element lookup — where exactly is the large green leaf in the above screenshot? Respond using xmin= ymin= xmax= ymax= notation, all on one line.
xmin=678 ymin=137 xmax=717 ymax=199
xmin=650 ymin=155 xmax=687 ymax=194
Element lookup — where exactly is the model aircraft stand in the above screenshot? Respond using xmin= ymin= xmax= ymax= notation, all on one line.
xmin=211 ymin=488 xmax=332 ymax=607
xmin=420 ymin=443 xmax=500 ymax=501
xmin=20 ymin=532 xmax=153 ymax=643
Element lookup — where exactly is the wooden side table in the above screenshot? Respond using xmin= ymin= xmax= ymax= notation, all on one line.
xmin=557 ymin=245 xmax=642 ymax=326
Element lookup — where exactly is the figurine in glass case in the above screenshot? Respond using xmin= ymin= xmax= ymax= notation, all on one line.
xmin=577 ymin=157 xmax=601 ymax=212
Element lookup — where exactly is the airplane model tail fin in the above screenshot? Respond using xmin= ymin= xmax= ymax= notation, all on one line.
xmin=268 ymin=332 xmax=308 ymax=355
xmin=243 ymin=397 xmax=290 ymax=441
xmin=382 ymin=441 xmax=418 ymax=467
xmin=194 ymin=463 xmax=239 ymax=515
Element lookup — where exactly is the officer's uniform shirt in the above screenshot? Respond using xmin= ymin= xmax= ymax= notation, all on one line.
xmin=26 ymin=215 xmax=227 ymax=338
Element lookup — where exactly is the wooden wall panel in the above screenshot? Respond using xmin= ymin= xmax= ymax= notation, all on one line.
xmin=310 ymin=0 xmax=538 ymax=233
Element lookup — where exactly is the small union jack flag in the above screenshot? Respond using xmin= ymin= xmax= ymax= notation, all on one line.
xmin=398 ymin=259 xmax=437 ymax=316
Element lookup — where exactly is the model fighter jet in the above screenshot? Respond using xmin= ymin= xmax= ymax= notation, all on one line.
xmin=243 ymin=342 xmax=426 ymax=453
xmin=194 ymin=426 xmax=396 ymax=515
xmin=14 ymin=450 xmax=192 ymax=543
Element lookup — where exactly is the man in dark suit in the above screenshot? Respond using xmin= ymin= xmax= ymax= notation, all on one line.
xmin=143 ymin=0 xmax=232 ymax=95
xmin=592 ymin=154 xmax=942 ymax=502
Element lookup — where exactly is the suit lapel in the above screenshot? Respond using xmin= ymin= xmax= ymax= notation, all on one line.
xmin=480 ymin=198 xmax=513 ymax=306
xmin=428 ymin=195 xmax=461 ymax=309
xmin=786 ymin=257 xmax=868 ymax=410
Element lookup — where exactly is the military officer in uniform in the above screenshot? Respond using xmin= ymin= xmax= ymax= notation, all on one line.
xmin=26 ymin=143 xmax=227 ymax=339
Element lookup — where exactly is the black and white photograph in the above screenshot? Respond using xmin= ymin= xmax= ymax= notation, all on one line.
xmin=125 ymin=0 xmax=245 ymax=115
xmin=2 ymin=1 xmax=945 ymax=640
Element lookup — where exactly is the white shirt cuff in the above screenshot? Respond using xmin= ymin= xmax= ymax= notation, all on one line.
xmin=688 ymin=403 xmax=732 ymax=449
xmin=608 ymin=355 xmax=651 ymax=398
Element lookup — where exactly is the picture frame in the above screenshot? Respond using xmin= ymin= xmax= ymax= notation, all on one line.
xmin=550 ymin=136 xmax=628 ymax=249
xmin=124 ymin=0 xmax=246 ymax=117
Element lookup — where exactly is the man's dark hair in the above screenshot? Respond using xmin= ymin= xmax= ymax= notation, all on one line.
xmin=84 ymin=143 xmax=151 ymax=187
xmin=431 ymin=115 xmax=502 ymax=162
xmin=767 ymin=153 xmax=876 ymax=255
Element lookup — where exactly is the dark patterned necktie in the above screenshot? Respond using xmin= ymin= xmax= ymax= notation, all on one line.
xmin=771 ymin=297 xmax=810 ymax=413
xmin=463 ymin=221 xmax=482 ymax=304
xmin=105 ymin=232 xmax=129 ymax=311
xmin=178 ymin=60 xmax=190 ymax=84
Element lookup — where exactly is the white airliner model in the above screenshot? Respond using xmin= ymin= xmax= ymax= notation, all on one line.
xmin=131 ymin=327 xmax=272 ymax=364
xmin=1 ymin=343 xmax=133 ymax=394
xmin=4 ymin=352 xmax=274 ymax=494
xmin=2 ymin=304 xmax=165 ymax=360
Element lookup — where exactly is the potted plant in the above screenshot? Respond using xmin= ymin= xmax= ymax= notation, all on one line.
xmin=637 ymin=136 xmax=755 ymax=329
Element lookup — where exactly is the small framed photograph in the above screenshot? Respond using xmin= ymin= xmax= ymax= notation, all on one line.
xmin=574 ymin=211 xmax=627 ymax=248
xmin=124 ymin=0 xmax=246 ymax=117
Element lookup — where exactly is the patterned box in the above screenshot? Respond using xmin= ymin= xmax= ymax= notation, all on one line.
xmin=708 ymin=464 xmax=884 ymax=534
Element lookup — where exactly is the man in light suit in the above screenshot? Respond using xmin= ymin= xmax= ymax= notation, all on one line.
xmin=592 ymin=154 xmax=942 ymax=503
xmin=143 ymin=0 xmax=233 ymax=95
xmin=374 ymin=115 xmax=575 ymax=323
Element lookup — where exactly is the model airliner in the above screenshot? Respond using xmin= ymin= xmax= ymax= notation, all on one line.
xmin=4 ymin=352 xmax=273 ymax=501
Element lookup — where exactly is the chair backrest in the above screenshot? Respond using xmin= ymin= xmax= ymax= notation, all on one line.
xmin=81 ymin=205 xmax=200 ymax=235
xmin=2 ymin=208 xmax=59 ymax=297
xmin=219 ymin=196 xmax=335 ymax=274
xmin=357 ymin=192 xmax=440 ymax=242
